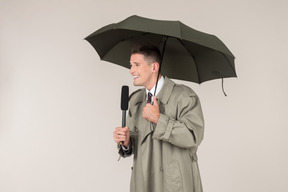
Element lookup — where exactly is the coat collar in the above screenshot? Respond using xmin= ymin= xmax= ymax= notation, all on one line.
xmin=157 ymin=77 xmax=175 ymax=104
xmin=133 ymin=77 xmax=175 ymax=106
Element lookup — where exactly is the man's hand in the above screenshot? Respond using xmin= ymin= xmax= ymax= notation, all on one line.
xmin=113 ymin=126 xmax=130 ymax=147
xmin=143 ymin=96 xmax=160 ymax=124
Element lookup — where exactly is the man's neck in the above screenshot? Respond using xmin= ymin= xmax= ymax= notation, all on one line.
xmin=146 ymin=75 xmax=164 ymax=96
xmin=146 ymin=74 xmax=162 ymax=91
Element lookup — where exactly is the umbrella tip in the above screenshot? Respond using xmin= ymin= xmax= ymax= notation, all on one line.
xmin=222 ymin=78 xmax=227 ymax=96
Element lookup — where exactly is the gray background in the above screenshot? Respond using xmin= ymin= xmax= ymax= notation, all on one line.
xmin=1 ymin=0 xmax=287 ymax=191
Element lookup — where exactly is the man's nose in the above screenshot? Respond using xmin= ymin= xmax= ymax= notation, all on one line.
xmin=129 ymin=66 xmax=134 ymax=74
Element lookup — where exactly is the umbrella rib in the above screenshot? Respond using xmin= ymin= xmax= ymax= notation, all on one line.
xmin=220 ymin=52 xmax=237 ymax=77
xmin=177 ymin=39 xmax=201 ymax=83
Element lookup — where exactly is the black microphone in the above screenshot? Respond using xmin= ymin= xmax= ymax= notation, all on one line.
xmin=121 ymin=86 xmax=129 ymax=128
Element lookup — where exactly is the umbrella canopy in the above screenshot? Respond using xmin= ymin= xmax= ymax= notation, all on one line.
xmin=85 ymin=15 xmax=236 ymax=84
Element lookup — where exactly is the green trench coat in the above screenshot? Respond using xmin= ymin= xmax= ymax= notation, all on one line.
xmin=119 ymin=77 xmax=204 ymax=192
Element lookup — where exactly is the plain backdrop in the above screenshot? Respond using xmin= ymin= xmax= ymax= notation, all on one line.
xmin=1 ymin=0 xmax=288 ymax=191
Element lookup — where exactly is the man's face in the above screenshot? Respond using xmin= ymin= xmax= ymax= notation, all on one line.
xmin=129 ymin=53 xmax=155 ymax=89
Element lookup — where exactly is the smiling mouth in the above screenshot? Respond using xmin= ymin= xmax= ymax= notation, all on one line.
xmin=133 ymin=76 xmax=139 ymax=79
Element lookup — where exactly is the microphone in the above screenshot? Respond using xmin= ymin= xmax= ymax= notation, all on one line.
xmin=121 ymin=86 xmax=129 ymax=128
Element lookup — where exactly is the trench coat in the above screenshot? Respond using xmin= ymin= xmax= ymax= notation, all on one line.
xmin=118 ymin=77 xmax=204 ymax=192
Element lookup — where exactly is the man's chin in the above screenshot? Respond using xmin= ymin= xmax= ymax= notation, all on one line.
xmin=133 ymin=81 xmax=142 ymax=87
xmin=133 ymin=83 xmax=140 ymax=86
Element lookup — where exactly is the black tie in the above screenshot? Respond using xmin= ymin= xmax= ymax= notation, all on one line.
xmin=147 ymin=92 xmax=153 ymax=104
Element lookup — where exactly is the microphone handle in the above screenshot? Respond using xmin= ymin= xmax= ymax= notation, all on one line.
xmin=122 ymin=110 xmax=126 ymax=128
xmin=121 ymin=110 xmax=126 ymax=146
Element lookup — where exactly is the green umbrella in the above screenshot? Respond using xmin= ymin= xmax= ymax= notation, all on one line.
xmin=85 ymin=15 xmax=236 ymax=94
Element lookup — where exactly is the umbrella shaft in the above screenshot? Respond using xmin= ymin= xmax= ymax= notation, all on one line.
xmin=154 ymin=36 xmax=168 ymax=96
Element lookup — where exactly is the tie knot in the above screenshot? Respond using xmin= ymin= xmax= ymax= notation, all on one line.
xmin=147 ymin=92 xmax=153 ymax=103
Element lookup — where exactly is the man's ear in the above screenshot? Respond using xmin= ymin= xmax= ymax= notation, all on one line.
xmin=152 ymin=62 xmax=160 ymax=72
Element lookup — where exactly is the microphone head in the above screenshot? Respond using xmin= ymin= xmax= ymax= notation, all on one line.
xmin=121 ymin=86 xmax=129 ymax=110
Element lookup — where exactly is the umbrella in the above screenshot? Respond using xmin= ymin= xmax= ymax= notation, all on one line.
xmin=85 ymin=15 xmax=236 ymax=94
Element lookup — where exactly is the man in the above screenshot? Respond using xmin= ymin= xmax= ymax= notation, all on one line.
xmin=113 ymin=43 xmax=204 ymax=192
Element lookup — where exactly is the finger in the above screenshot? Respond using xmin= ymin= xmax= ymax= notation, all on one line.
xmin=119 ymin=131 xmax=126 ymax=136
xmin=115 ymin=127 xmax=122 ymax=132
xmin=123 ymin=126 xmax=129 ymax=132
xmin=115 ymin=134 xmax=126 ymax=140
xmin=116 ymin=126 xmax=127 ymax=132
xmin=113 ymin=133 xmax=121 ymax=141
xmin=153 ymin=96 xmax=158 ymax=106
xmin=142 ymin=109 xmax=150 ymax=120
xmin=114 ymin=134 xmax=122 ymax=143
xmin=114 ymin=131 xmax=125 ymax=138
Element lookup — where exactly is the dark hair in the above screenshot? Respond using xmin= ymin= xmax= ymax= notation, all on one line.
xmin=131 ymin=43 xmax=162 ymax=65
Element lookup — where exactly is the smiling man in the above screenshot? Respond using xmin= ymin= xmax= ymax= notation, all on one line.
xmin=113 ymin=43 xmax=205 ymax=192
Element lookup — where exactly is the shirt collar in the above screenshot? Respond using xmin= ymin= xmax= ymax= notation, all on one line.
xmin=146 ymin=76 xmax=165 ymax=97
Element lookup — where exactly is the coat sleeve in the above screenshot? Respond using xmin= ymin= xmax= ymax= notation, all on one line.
xmin=152 ymin=91 xmax=204 ymax=149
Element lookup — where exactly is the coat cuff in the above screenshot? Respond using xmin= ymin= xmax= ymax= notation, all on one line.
xmin=118 ymin=140 xmax=133 ymax=158
xmin=153 ymin=114 xmax=175 ymax=142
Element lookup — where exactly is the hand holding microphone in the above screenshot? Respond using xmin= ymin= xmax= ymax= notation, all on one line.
xmin=113 ymin=86 xmax=130 ymax=147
